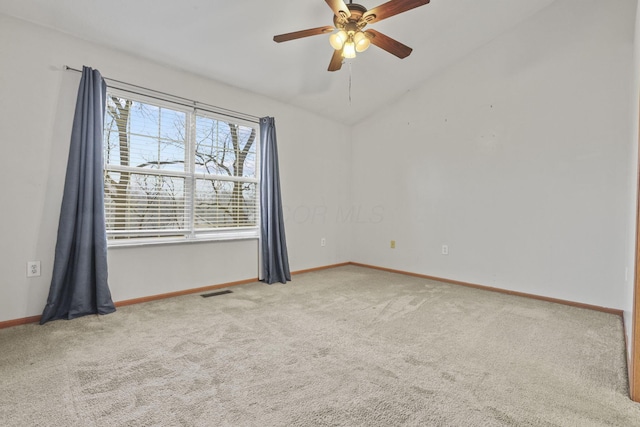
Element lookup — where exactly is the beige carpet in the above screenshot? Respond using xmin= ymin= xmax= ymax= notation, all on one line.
xmin=1 ymin=265 xmax=639 ymax=426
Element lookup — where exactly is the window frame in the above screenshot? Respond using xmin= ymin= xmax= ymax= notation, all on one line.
xmin=103 ymin=88 xmax=260 ymax=247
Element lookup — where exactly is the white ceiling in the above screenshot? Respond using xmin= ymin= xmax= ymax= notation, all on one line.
xmin=0 ymin=0 xmax=559 ymax=125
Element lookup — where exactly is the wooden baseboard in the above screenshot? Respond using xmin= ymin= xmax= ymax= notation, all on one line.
xmin=113 ymin=262 xmax=352 ymax=307
xmin=348 ymin=262 xmax=624 ymax=316
xmin=115 ymin=278 xmax=258 ymax=307
xmin=0 ymin=278 xmax=259 ymax=329
xmin=0 ymin=315 xmax=42 ymax=329
xmin=621 ymin=314 xmax=633 ymax=399
xmin=291 ymin=262 xmax=351 ymax=276
xmin=0 ymin=263 xmax=349 ymax=329
xmin=1 ymin=261 xmax=623 ymax=329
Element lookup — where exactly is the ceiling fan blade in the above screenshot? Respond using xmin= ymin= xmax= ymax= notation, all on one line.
xmin=325 ymin=0 xmax=351 ymax=19
xmin=328 ymin=49 xmax=343 ymax=72
xmin=362 ymin=0 xmax=430 ymax=24
xmin=365 ymin=29 xmax=412 ymax=59
xmin=273 ymin=26 xmax=334 ymax=43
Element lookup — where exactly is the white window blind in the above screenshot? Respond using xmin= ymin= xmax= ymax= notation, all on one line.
xmin=103 ymin=91 xmax=259 ymax=245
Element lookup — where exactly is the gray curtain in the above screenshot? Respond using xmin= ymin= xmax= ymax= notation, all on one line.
xmin=40 ymin=66 xmax=115 ymax=324
xmin=260 ymin=117 xmax=291 ymax=284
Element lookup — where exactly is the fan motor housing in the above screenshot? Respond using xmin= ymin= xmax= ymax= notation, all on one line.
xmin=334 ymin=3 xmax=373 ymax=31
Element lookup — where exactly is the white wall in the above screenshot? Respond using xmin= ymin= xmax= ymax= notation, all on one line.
xmin=351 ymin=0 xmax=638 ymax=311
xmin=0 ymin=14 xmax=351 ymax=323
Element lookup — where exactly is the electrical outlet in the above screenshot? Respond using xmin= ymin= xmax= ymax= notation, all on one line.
xmin=441 ymin=245 xmax=449 ymax=255
xmin=321 ymin=238 xmax=326 ymax=247
xmin=390 ymin=240 xmax=396 ymax=249
xmin=27 ymin=261 xmax=41 ymax=278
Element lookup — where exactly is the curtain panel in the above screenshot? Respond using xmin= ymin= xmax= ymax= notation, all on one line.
xmin=40 ymin=66 xmax=115 ymax=324
xmin=259 ymin=117 xmax=291 ymax=284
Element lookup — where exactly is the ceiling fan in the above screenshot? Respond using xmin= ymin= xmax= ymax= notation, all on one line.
xmin=273 ymin=0 xmax=431 ymax=72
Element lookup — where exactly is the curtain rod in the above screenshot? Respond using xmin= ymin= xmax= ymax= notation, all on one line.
xmin=63 ymin=65 xmax=262 ymax=124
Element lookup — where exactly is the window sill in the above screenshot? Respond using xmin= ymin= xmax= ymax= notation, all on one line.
xmin=107 ymin=229 xmax=259 ymax=248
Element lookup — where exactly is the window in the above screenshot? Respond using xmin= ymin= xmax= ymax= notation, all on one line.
xmin=103 ymin=91 xmax=259 ymax=245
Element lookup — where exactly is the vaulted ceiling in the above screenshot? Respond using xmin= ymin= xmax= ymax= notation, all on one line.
xmin=0 ymin=0 xmax=559 ymax=125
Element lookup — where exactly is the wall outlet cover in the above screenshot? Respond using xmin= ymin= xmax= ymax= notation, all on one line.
xmin=27 ymin=261 xmax=41 ymax=277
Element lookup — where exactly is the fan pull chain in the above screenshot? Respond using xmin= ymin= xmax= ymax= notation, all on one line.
xmin=348 ymin=61 xmax=352 ymax=105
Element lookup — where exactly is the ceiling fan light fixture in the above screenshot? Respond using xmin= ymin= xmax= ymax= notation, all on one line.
xmin=329 ymin=30 xmax=348 ymax=50
xmin=354 ymin=31 xmax=370 ymax=52
xmin=343 ymin=38 xmax=357 ymax=58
